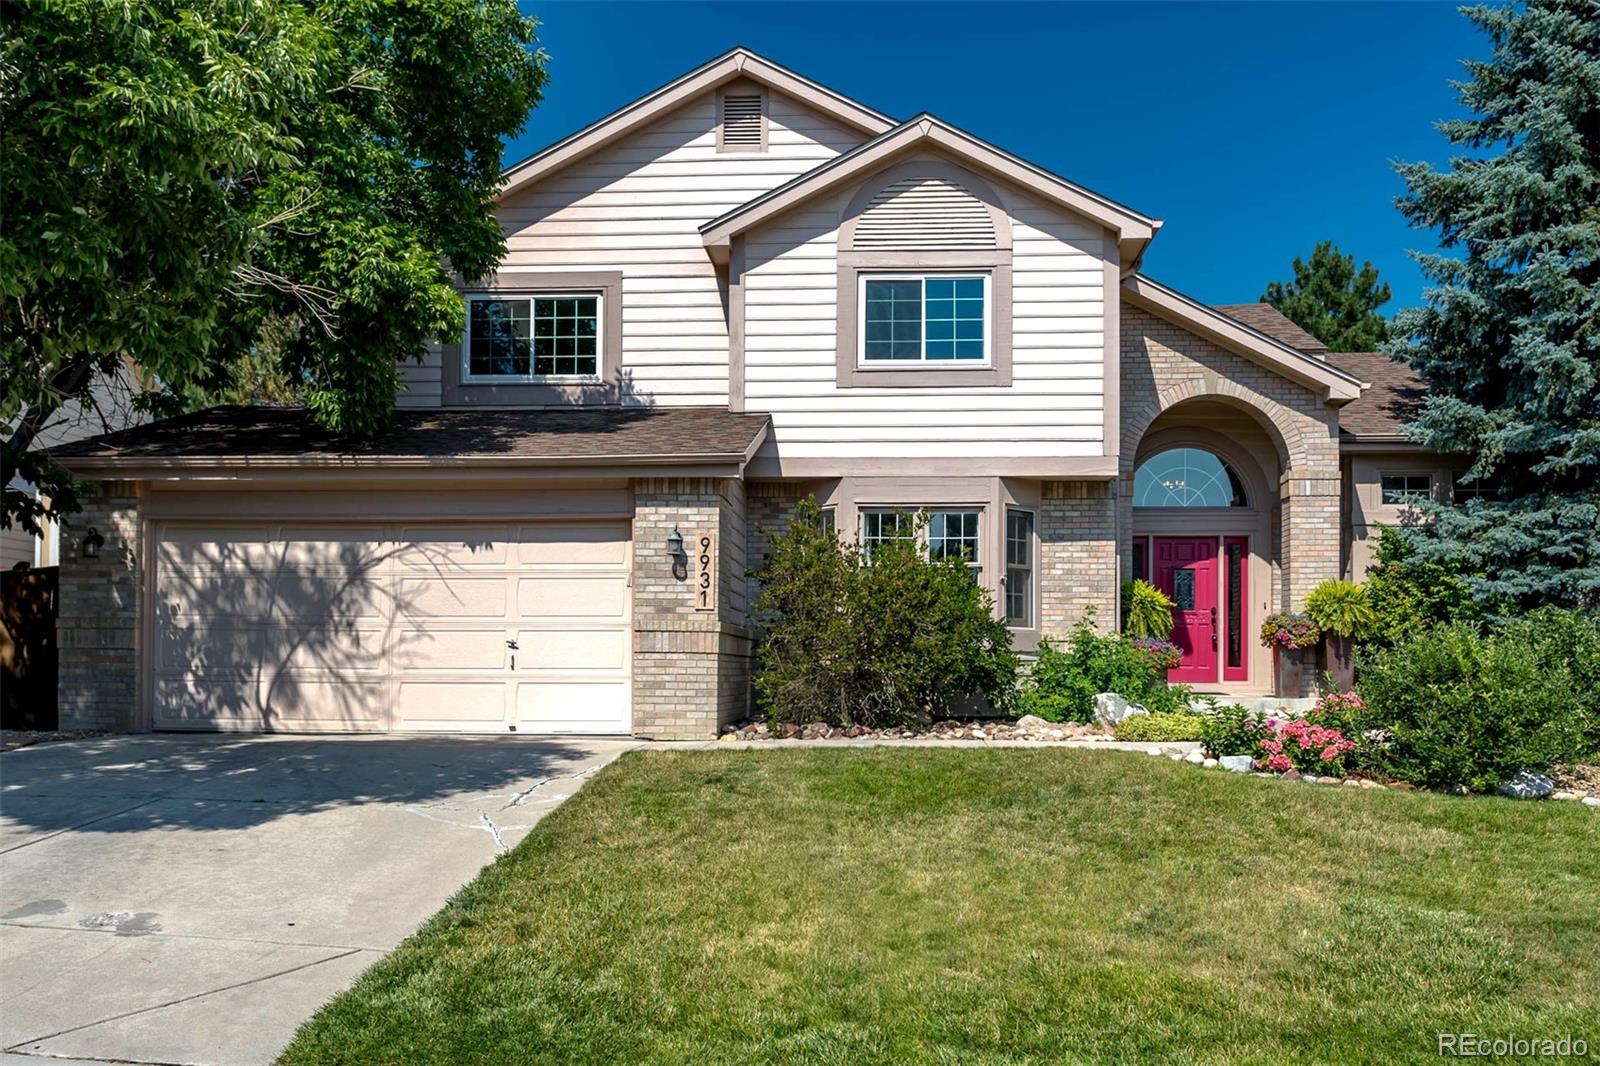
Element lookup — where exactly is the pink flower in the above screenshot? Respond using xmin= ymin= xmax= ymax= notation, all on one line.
xmin=1268 ymin=754 xmax=1293 ymax=772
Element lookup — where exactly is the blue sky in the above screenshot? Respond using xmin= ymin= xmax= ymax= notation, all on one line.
xmin=509 ymin=2 xmax=1486 ymax=314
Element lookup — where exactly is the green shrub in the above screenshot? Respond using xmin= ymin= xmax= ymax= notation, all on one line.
xmin=1196 ymin=700 xmax=1260 ymax=757
xmin=1018 ymin=614 xmax=1193 ymax=723
xmin=1115 ymin=712 xmax=1206 ymax=742
xmin=753 ymin=499 xmax=1017 ymax=728
xmin=1355 ymin=616 xmax=1593 ymax=790
xmin=1363 ymin=527 xmax=1484 ymax=646
xmin=1122 ymin=579 xmax=1175 ymax=639
xmin=1305 ymin=579 xmax=1377 ymax=640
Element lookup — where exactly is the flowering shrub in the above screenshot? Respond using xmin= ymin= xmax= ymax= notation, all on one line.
xmin=1310 ymin=690 xmax=1365 ymax=734
xmin=1130 ymin=637 xmax=1182 ymax=671
xmin=1256 ymin=717 xmax=1357 ymax=776
xmin=1196 ymin=700 xmax=1261 ymax=757
xmin=1260 ymin=612 xmax=1321 ymax=650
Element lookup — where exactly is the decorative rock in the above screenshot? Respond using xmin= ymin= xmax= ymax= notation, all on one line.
xmin=778 ymin=723 xmax=801 ymax=740
xmin=1049 ymin=729 xmax=1064 ymax=739
xmin=1583 ymin=796 xmax=1600 ymax=809
xmin=1185 ymin=751 xmax=1205 ymax=765
xmin=1014 ymin=714 xmax=1052 ymax=733
xmin=1093 ymin=692 xmax=1147 ymax=727
xmin=1497 ymin=771 xmax=1555 ymax=800
xmin=1219 ymin=755 xmax=1254 ymax=774
xmin=1359 ymin=779 xmax=1383 ymax=789
xmin=1202 ymin=758 xmax=1219 ymax=769
xmin=1169 ymin=752 xmax=1184 ymax=761
xmin=1282 ymin=769 xmax=1302 ymax=781
xmin=718 ymin=732 xmax=740 ymax=743
xmin=1386 ymin=781 xmax=1415 ymax=791
xmin=1146 ymin=747 xmax=1164 ymax=757
xmin=1551 ymin=791 xmax=1580 ymax=801
xmin=1342 ymin=779 xmax=1362 ymax=787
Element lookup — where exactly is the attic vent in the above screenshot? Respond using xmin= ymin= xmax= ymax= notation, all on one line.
xmin=853 ymin=177 xmax=996 ymax=250
xmin=719 ymin=93 xmax=765 ymax=151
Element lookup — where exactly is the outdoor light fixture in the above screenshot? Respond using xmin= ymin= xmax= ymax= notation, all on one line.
xmin=81 ymin=526 xmax=104 ymax=560
xmin=666 ymin=526 xmax=688 ymax=580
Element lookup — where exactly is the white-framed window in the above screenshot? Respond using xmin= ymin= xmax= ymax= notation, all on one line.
xmin=928 ymin=510 xmax=981 ymax=580
xmin=1004 ymin=508 xmax=1033 ymax=626
xmin=859 ymin=510 xmax=914 ymax=561
xmin=1380 ymin=473 xmax=1432 ymax=506
xmin=859 ymin=274 xmax=990 ymax=366
xmin=464 ymin=293 xmax=602 ymax=382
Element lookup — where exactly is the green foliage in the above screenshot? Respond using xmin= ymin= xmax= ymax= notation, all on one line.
xmin=1363 ymin=527 xmax=1485 ymax=645
xmin=1197 ymin=701 xmax=1261 ymax=758
xmin=1354 ymin=611 xmax=1599 ymax=790
xmin=1262 ymin=240 xmax=1391 ymax=352
xmin=1122 ymin=579 xmax=1175 ymax=639
xmin=1385 ymin=0 xmax=1600 ymax=607
xmin=1304 ymin=580 xmax=1378 ymax=640
xmin=753 ymin=500 xmax=1017 ymax=728
xmin=2 ymin=0 xmax=547 ymax=533
xmin=1018 ymin=615 xmax=1192 ymax=723
xmin=1115 ymin=712 xmax=1206 ymax=743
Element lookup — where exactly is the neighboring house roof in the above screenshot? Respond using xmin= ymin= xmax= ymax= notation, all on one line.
xmin=1213 ymin=303 xmax=1328 ymax=356
xmin=699 ymin=113 xmax=1162 ymax=266
xmin=51 ymin=405 xmax=773 ymax=474
xmin=497 ymin=47 xmax=897 ymax=200
xmin=1323 ymin=351 xmax=1428 ymax=446
xmin=1123 ymin=275 xmax=1365 ymax=403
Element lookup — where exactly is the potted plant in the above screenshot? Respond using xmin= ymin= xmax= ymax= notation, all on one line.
xmin=1304 ymin=579 xmax=1377 ymax=691
xmin=1259 ymin=612 xmax=1321 ymax=699
xmin=1122 ymin=579 xmax=1175 ymax=639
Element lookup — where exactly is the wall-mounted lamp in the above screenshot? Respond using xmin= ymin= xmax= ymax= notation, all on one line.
xmin=81 ymin=526 xmax=105 ymax=560
xmin=666 ymin=526 xmax=688 ymax=580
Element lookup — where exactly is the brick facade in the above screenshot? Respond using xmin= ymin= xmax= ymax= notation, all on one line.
xmin=1120 ymin=305 xmax=1342 ymax=612
xmin=56 ymin=483 xmax=143 ymax=731
xmin=1039 ymin=480 xmax=1118 ymax=636
xmin=630 ymin=477 xmax=754 ymax=739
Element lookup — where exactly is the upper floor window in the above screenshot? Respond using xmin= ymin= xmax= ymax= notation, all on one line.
xmin=1133 ymin=448 xmax=1248 ymax=508
xmin=1452 ymin=476 xmax=1501 ymax=507
xmin=860 ymin=275 xmax=989 ymax=365
xmin=1380 ymin=473 xmax=1432 ymax=506
xmin=466 ymin=294 xmax=600 ymax=381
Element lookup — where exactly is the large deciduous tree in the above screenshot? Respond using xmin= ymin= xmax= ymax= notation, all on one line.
xmin=1387 ymin=0 xmax=1600 ymax=609
xmin=1261 ymin=240 xmax=1391 ymax=352
xmin=1 ymin=0 xmax=546 ymax=534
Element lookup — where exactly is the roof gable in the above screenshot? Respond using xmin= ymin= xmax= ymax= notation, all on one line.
xmin=700 ymin=114 xmax=1161 ymax=266
xmin=1124 ymin=275 xmax=1364 ymax=403
xmin=1214 ymin=303 xmax=1328 ymax=355
xmin=498 ymin=48 xmax=896 ymax=201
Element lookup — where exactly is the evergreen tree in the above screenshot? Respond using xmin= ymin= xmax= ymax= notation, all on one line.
xmin=1387 ymin=0 xmax=1600 ymax=608
xmin=1262 ymin=241 xmax=1391 ymax=351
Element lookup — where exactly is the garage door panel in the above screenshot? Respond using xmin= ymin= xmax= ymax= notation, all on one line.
xmin=517 ymin=576 xmax=628 ymax=619
xmin=515 ymin=628 xmax=627 ymax=671
xmin=152 ymin=518 xmax=631 ymax=735
xmin=158 ymin=626 xmax=266 ymax=674
xmin=516 ymin=681 xmax=629 ymax=732
xmin=395 ymin=526 xmax=514 ymax=569
xmin=514 ymin=524 xmax=628 ymax=566
xmin=395 ymin=577 xmax=509 ymax=619
xmin=392 ymin=627 xmax=508 ymax=672
xmin=394 ymin=682 xmax=509 ymax=731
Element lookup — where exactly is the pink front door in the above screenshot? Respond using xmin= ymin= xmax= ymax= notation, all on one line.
xmin=1154 ymin=537 xmax=1218 ymax=684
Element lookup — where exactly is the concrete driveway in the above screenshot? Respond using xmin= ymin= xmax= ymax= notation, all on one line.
xmin=0 ymin=733 xmax=638 ymax=1066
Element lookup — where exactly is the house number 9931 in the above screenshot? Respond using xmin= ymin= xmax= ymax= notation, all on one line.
xmin=695 ymin=532 xmax=716 ymax=612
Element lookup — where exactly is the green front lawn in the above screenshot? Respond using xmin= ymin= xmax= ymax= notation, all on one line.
xmin=283 ymin=749 xmax=1600 ymax=1064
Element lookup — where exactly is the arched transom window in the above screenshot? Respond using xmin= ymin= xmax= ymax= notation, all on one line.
xmin=1133 ymin=448 xmax=1248 ymax=508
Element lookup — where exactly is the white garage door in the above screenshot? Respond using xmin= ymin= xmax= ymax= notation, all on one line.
xmin=150 ymin=520 xmax=631 ymax=734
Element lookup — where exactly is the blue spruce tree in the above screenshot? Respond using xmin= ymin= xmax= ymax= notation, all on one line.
xmin=1387 ymin=0 xmax=1600 ymax=608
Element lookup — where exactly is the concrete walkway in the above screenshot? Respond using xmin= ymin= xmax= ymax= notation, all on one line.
xmin=0 ymin=733 xmax=638 ymax=1066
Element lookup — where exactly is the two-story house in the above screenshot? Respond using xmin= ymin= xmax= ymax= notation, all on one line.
xmin=51 ymin=49 xmax=1460 ymax=738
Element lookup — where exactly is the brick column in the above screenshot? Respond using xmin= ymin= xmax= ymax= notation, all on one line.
xmin=1039 ymin=480 xmax=1119 ymax=638
xmin=57 ymin=482 xmax=143 ymax=731
xmin=1279 ymin=470 xmax=1342 ymax=610
xmin=631 ymin=477 xmax=753 ymax=739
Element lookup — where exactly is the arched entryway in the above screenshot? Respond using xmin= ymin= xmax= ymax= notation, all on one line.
xmin=1127 ymin=403 xmax=1284 ymax=693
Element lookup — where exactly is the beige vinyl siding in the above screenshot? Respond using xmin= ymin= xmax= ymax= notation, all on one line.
xmin=741 ymin=180 xmax=1110 ymax=459
xmin=399 ymin=91 xmax=865 ymax=409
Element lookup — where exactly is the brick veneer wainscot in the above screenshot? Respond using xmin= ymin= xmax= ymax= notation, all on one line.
xmin=56 ymin=483 xmax=143 ymax=731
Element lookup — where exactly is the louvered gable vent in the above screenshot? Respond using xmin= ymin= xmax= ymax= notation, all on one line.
xmin=853 ymin=177 xmax=996 ymax=250
xmin=720 ymin=93 xmax=764 ymax=149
